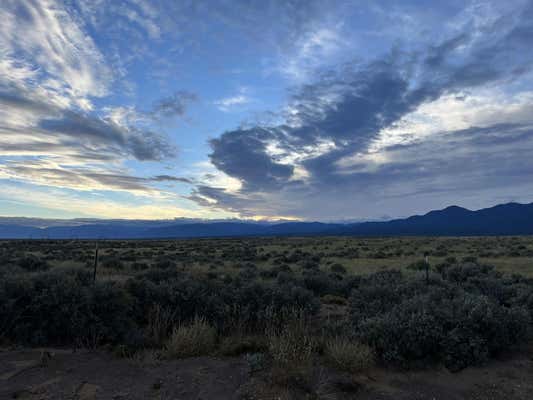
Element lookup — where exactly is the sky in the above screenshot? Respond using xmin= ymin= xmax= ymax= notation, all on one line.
xmin=1 ymin=0 xmax=533 ymax=222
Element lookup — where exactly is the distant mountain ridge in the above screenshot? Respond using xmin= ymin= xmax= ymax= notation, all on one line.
xmin=1 ymin=202 xmax=533 ymax=239
xmin=336 ymin=203 xmax=533 ymax=236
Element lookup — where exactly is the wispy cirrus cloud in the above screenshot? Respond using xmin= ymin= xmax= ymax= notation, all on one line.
xmin=276 ymin=26 xmax=349 ymax=82
xmin=0 ymin=0 xmax=180 ymax=198
xmin=0 ymin=0 xmax=112 ymax=107
xmin=0 ymin=157 xmax=193 ymax=195
xmin=214 ymin=87 xmax=252 ymax=112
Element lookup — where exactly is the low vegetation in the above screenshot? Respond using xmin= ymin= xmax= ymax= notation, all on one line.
xmin=324 ymin=337 xmax=376 ymax=373
xmin=1 ymin=236 xmax=533 ymax=394
xmin=165 ymin=316 xmax=217 ymax=358
xmin=267 ymin=312 xmax=315 ymax=388
xmin=351 ymin=266 xmax=532 ymax=370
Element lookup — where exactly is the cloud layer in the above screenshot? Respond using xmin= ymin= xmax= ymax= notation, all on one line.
xmin=192 ymin=1 xmax=533 ymax=219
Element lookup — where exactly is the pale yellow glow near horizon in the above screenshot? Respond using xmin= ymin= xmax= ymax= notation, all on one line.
xmin=0 ymin=185 xmax=235 ymax=220
xmin=0 ymin=184 xmax=304 ymax=221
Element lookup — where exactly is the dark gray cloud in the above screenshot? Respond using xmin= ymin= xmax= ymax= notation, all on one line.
xmin=367 ymin=123 xmax=533 ymax=196
xmin=150 ymin=90 xmax=198 ymax=119
xmin=200 ymin=122 xmax=533 ymax=220
xmin=0 ymin=89 xmax=175 ymax=162
xmin=208 ymin=58 xmax=424 ymax=190
xmin=186 ymin=185 xmax=272 ymax=217
xmin=209 ymin=127 xmax=293 ymax=191
xmin=39 ymin=112 xmax=174 ymax=161
xmin=123 ymin=127 xmax=175 ymax=160
xmin=84 ymin=172 xmax=156 ymax=191
xmin=151 ymin=175 xmax=193 ymax=184
xmin=0 ymin=90 xmax=59 ymax=115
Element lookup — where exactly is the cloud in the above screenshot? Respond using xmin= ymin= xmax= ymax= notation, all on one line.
xmin=0 ymin=161 xmax=151 ymax=193
xmin=151 ymin=91 xmax=198 ymax=119
xmin=151 ymin=175 xmax=193 ymax=184
xmin=208 ymin=56 xmax=425 ymax=192
xmin=75 ymin=0 xmax=163 ymax=43
xmin=214 ymin=88 xmax=252 ymax=112
xmin=116 ymin=1 xmax=161 ymax=39
xmin=73 ymin=0 xmax=337 ymax=76
xmin=191 ymin=1 xmax=533 ymax=220
xmin=0 ymin=89 xmax=175 ymax=162
xmin=195 ymin=122 xmax=533 ymax=220
xmin=209 ymin=127 xmax=294 ymax=191
xmin=0 ymin=159 xmax=192 ymax=194
xmin=277 ymin=26 xmax=349 ymax=81
xmin=338 ymin=123 xmax=533 ymax=201
xmin=0 ymin=0 xmax=112 ymax=107
xmin=3 ymin=0 xmax=533 ymax=221
xmin=0 ymin=88 xmax=176 ymax=201
xmin=367 ymin=90 xmax=533 ymax=152
xmin=0 ymin=1 xmax=177 ymax=196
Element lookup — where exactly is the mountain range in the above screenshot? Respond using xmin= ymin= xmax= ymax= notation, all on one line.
xmin=1 ymin=202 xmax=533 ymax=239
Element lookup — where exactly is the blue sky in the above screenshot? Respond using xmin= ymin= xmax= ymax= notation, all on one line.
xmin=1 ymin=0 xmax=533 ymax=221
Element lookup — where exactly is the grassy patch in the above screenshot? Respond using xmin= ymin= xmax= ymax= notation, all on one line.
xmin=165 ymin=317 xmax=217 ymax=359
xmin=267 ymin=313 xmax=315 ymax=388
xmin=324 ymin=337 xmax=375 ymax=373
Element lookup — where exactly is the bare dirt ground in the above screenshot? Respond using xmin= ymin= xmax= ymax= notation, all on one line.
xmin=0 ymin=350 xmax=248 ymax=400
xmin=2 ymin=346 xmax=533 ymax=400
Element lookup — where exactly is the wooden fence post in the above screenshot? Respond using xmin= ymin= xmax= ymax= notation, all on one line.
xmin=93 ymin=241 xmax=99 ymax=283
xmin=424 ymin=252 xmax=429 ymax=284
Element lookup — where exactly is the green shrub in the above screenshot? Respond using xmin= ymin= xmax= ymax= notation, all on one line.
xmin=330 ymin=263 xmax=347 ymax=274
xmin=154 ymin=257 xmax=176 ymax=269
xmin=0 ymin=268 xmax=133 ymax=346
xmin=440 ymin=296 xmax=530 ymax=371
xmin=101 ymin=257 xmax=124 ymax=270
xmin=302 ymin=270 xmax=343 ymax=296
xmin=132 ymin=262 xmax=149 ymax=271
xmin=18 ymin=256 xmax=49 ymax=271
xmin=358 ymin=298 xmax=444 ymax=367
xmin=354 ymin=281 xmax=531 ymax=370
xmin=406 ymin=260 xmax=430 ymax=271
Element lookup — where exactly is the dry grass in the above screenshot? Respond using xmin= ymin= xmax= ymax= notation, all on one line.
xmin=267 ymin=311 xmax=315 ymax=388
xmin=218 ymin=334 xmax=267 ymax=356
xmin=324 ymin=337 xmax=375 ymax=373
xmin=145 ymin=305 xmax=176 ymax=346
xmin=321 ymin=294 xmax=348 ymax=305
xmin=164 ymin=316 xmax=217 ymax=359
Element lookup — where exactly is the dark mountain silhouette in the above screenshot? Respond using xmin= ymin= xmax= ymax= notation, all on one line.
xmin=338 ymin=202 xmax=533 ymax=236
xmin=0 ymin=202 xmax=532 ymax=239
